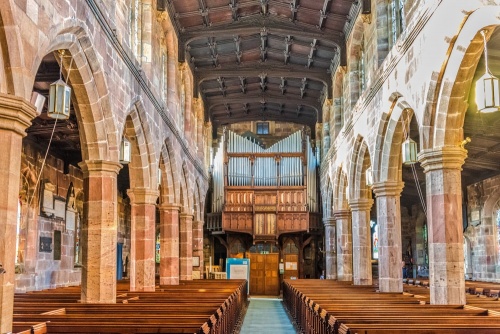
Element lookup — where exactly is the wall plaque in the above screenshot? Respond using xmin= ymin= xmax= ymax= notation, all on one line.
xmin=39 ymin=236 xmax=52 ymax=253
xmin=54 ymin=199 xmax=65 ymax=219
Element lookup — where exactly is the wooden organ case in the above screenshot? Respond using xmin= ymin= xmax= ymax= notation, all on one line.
xmin=207 ymin=129 xmax=322 ymax=293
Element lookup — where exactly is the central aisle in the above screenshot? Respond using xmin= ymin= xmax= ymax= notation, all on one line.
xmin=239 ymin=297 xmax=297 ymax=334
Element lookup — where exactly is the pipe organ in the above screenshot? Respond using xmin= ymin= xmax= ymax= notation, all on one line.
xmin=208 ymin=129 xmax=321 ymax=241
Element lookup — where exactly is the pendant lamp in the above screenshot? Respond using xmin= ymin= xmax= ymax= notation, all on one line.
xmin=476 ymin=30 xmax=500 ymax=113
xmin=119 ymin=137 xmax=131 ymax=164
xmin=402 ymin=137 xmax=418 ymax=165
xmin=48 ymin=50 xmax=71 ymax=120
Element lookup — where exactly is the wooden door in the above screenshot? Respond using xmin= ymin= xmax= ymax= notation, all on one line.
xmin=248 ymin=253 xmax=280 ymax=296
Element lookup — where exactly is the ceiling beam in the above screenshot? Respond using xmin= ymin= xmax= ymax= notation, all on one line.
xmin=194 ymin=63 xmax=332 ymax=98
xmin=179 ymin=16 xmax=344 ymax=60
xmin=207 ymin=94 xmax=321 ymax=113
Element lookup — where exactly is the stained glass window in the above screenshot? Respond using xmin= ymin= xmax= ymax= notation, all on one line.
xmin=370 ymin=220 xmax=379 ymax=259
xmin=155 ymin=232 xmax=161 ymax=263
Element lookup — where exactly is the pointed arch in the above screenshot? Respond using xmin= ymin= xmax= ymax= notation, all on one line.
xmin=122 ymin=101 xmax=155 ymax=190
xmin=159 ymin=138 xmax=180 ymax=205
xmin=332 ymin=167 xmax=348 ymax=211
xmin=32 ymin=19 xmax=119 ymax=161
xmin=323 ymin=177 xmax=334 ymax=219
xmin=422 ymin=7 xmax=500 ymax=149
xmin=348 ymin=135 xmax=372 ymax=201
xmin=375 ymin=99 xmax=415 ymax=183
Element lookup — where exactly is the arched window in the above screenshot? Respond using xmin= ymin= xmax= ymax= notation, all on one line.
xmin=155 ymin=231 xmax=161 ymax=263
xmin=283 ymin=239 xmax=299 ymax=254
xmin=229 ymin=239 xmax=246 ymax=258
xmin=130 ymin=0 xmax=143 ymax=61
xmin=16 ymin=199 xmax=22 ymax=264
xmin=370 ymin=220 xmax=378 ymax=259
xmin=161 ymin=52 xmax=167 ymax=102
xmin=359 ymin=36 xmax=366 ymax=93
xmin=423 ymin=222 xmax=428 ymax=265
xmin=390 ymin=0 xmax=406 ymax=47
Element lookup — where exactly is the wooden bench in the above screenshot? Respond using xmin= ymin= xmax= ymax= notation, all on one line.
xmin=13 ymin=279 xmax=248 ymax=334
xmin=283 ymin=279 xmax=500 ymax=334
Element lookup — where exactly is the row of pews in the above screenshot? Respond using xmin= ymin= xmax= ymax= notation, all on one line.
xmin=283 ymin=279 xmax=500 ymax=334
xmin=404 ymin=278 xmax=500 ymax=298
xmin=12 ymin=279 xmax=247 ymax=334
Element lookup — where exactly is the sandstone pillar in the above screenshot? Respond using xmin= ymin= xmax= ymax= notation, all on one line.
xmin=79 ymin=160 xmax=122 ymax=303
xmin=127 ymin=188 xmax=159 ymax=291
xmin=372 ymin=181 xmax=404 ymax=293
xmin=349 ymin=198 xmax=374 ymax=285
xmin=180 ymin=213 xmax=194 ymax=280
xmin=0 ymin=95 xmax=36 ymax=333
xmin=192 ymin=220 xmax=204 ymax=278
xmin=324 ymin=217 xmax=337 ymax=279
xmin=158 ymin=204 xmax=180 ymax=285
xmin=334 ymin=210 xmax=352 ymax=281
xmin=419 ymin=146 xmax=467 ymax=305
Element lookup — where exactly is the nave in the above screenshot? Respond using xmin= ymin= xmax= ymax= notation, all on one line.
xmin=12 ymin=277 xmax=500 ymax=333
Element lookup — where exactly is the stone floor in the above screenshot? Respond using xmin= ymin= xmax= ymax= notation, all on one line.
xmin=239 ymin=297 xmax=297 ymax=334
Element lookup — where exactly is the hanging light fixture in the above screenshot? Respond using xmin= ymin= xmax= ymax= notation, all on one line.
xmin=365 ymin=167 xmax=373 ymax=187
xmin=48 ymin=50 xmax=71 ymax=120
xmin=402 ymin=137 xmax=418 ymax=165
xmin=119 ymin=137 xmax=131 ymax=164
xmin=476 ymin=30 xmax=500 ymax=113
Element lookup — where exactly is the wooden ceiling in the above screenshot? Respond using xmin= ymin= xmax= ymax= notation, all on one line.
xmin=164 ymin=0 xmax=366 ymax=131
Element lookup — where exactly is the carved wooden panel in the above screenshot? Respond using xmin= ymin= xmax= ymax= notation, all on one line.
xmin=224 ymin=190 xmax=253 ymax=212
xmin=254 ymin=192 xmax=277 ymax=205
xmin=278 ymin=190 xmax=307 ymax=211
xmin=222 ymin=212 xmax=252 ymax=232
xmin=225 ymin=191 xmax=253 ymax=205
xmin=278 ymin=213 xmax=309 ymax=233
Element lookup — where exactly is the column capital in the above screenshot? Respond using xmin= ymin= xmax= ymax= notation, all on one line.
xmin=332 ymin=209 xmax=351 ymax=220
xmin=372 ymin=181 xmax=404 ymax=197
xmin=127 ymin=188 xmax=159 ymax=205
xmin=157 ymin=203 xmax=181 ymax=211
xmin=418 ymin=146 xmax=467 ymax=173
xmin=0 ymin=93 xmax=37 ymax=136
xmin=193 ymin=220 xmax=204 ymax=226
xmin=323 ymin=217 xmax=336 ymax=226
xmin=180 ymin=213 xmax=194 ymax=220
xmin=348 ymin=198 xmax=374 ymax=211
xmin=78 ymin=160 xmax=122 ymax=176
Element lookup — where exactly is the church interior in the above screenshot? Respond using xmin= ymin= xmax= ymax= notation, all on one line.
xmin=2 ymin=0 xmax=500 ymax=333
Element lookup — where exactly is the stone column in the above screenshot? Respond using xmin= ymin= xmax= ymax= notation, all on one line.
xmin=324 ymin=217 xmax=337 ymax=279
xmin=0 ymin=95 xmax=36 ymax=333
xmin=158 ymin=204 xmax=180 ymax=285
xmin=372 ymin=181 xmax=404 ymax=293
xmin=127 ymin=188 xmax=159 ymax=291
xmin=334 ymin=210 xmax=352 ymax=281
xmin=192 ymin=220 xmax=204 ymax=278
xmin=79 ymin=160 xmax=122 ymax=303
xmin=349 ymin=198 xmax=374 ymax=285
xmin=180 ymin=213 xmax=194 ymax=280
xmin=419 ymin=146 xmax=467 ymax=305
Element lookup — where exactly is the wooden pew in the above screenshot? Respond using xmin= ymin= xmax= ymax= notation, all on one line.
xmin=12 ymin=279 xmax=248 ymax=334
xmin=282 ymin=279 xmax=500 ymax=334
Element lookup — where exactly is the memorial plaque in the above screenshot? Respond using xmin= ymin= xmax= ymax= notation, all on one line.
xmin=39 ymin=237 xmax=52 ymax=253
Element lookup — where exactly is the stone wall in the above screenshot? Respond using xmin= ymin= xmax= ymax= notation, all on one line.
xmin=464 ymin=175 xmax=500 ymax=282
xmin=15 ymin=142 xmax=83 ymax=292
